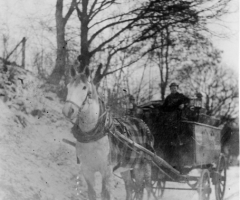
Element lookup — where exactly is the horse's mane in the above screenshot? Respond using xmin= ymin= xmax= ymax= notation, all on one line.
xmin=75 ymin=73 xmax=98 ymax=101
xmin=90 ymin=80 xmax=98 ymax=100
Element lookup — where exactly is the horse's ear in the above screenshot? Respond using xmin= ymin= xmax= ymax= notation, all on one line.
xmin=85 ymin=67 xmax=91 ymax=78
xmin=77 ymin=55 xmax=85 ymax=73
xmin=70 ymin=66 xmax=77 ymax=78
xmin=77 ymin=55 xmax=82 ymax=62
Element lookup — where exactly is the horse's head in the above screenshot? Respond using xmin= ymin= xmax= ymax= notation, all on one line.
xmin=62 ymin=62 xmax=96 ymax=121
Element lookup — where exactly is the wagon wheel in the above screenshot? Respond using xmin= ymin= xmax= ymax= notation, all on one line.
xmin=151 ymin=179 xmax=166 ymax=199
xmin=131 ymin=183 xmax=138 ymax=200
xmin=130 ymin=174 xmax=144 ymax=200
xmin=198 ymin=169 xmax=211 ymax=200
xmin=215 ymin=155 xmax=227 ymax=200
xmin=131 ymin=182 xmax=144 ymax=200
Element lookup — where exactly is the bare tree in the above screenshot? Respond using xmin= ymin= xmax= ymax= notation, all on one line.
xmin=49 ymin=0 xmax=76 ymax=84
xmin=149 ymin=28 xmax=172 ymax=101
xmin=177 ymin=43 xmax=238 ymax=121
xmin=79 ymin=0 xmax=230 ymax=84
xmin=140 ymin=0 xmax=231 ymax=100
xmin=50 ymin=0 xmax=231 ymax=85
xmin=137 ymin=0 xmax=231 ymax=42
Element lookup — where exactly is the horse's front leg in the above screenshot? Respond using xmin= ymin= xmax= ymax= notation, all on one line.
xmin=132 ymin=168 xmax=145 ymax=200
xmin=83 ymin=170 xmax=97 ymax=200
xmin=143 ymin=162 xmax=152 ymax=200
xmin=101 ymin=166 xmax=113 ymax=200
xmin=121 ymin=171 xmax=133 ymax=200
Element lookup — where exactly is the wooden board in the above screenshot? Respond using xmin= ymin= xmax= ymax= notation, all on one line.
xmin=190 ymin=122 xmax=221 ymax=165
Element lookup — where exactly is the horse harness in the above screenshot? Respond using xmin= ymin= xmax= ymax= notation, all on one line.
xmin=66 ymin=90 xmax=154 ymax=168
xmin=65 ymin=90 xmax=92 ymax=115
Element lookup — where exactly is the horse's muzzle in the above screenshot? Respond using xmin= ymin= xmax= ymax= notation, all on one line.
xmin=62 ymin=102 xmax=76 ymax=119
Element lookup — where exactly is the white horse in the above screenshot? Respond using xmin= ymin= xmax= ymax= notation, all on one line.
xmin=62 ymin=64 xmax=154 ymax=200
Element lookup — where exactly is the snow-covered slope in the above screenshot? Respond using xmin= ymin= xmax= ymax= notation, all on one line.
xmin=0 ymin=66 xmax=81 ymax=199
xmin=0 ymin=65 xmax=126 ymax=200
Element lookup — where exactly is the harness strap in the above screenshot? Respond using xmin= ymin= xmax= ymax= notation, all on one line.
xmin=71 ymin=98 xmax=113 ymax=143
xmin=66 ymin=91 xmax=91 ymax=114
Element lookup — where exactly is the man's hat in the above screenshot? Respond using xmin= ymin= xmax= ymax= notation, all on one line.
xmin=196 ymin=92 xmax=203 ymax=99
xmin=169 ymin=82 xmax=178 ymax=87
xmin=129 ymin=95 xmax=135 ymax=100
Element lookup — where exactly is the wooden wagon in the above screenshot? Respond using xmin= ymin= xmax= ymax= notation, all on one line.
xmin=124 ymin=100 xmax=227 ymax=200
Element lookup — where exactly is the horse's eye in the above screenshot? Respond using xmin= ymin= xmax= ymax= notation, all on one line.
xmin=83 ymin=86 xmax=87 ymax=90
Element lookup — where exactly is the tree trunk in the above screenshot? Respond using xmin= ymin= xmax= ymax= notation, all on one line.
xmin=49 ymin=0 xmax=67 ymax=84
xmin=80 ymin=0 xmax=90 ymax=71
xmin=49 ymin=28 xmax=66 ymax=84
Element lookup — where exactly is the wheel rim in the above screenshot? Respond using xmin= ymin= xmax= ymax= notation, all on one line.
xmin=131 ymin=177 xmax=137 ymax=200
xmin=215 ymin=156 xmax=227 ymax=200
xmin=198 ymin=169 xmax=211 ymax=200
xmin=131 ymin=185 xmax=144 ymax=200
xmin=131 ymin=187 xmax=137 ymax=200
xmin=151 ymin=179 xmax=166 ymax=199
xmin=131 ymin=177 xmax=144 ymax=200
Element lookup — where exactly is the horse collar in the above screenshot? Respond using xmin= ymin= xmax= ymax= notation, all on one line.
xmin=71 ymin=98 xmax=112 ymax=143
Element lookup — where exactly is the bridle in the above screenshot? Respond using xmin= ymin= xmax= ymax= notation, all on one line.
xmin=65 ymin=86 xmax=107 ymax=127
xmin=65 ymin=76 xmax=111 ymax=138
xmin=65 ymin=90 xmax=92 ymax=115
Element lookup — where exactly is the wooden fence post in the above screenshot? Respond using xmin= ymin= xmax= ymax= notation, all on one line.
xmin=21 ymin=37 xmax=26 ymax=68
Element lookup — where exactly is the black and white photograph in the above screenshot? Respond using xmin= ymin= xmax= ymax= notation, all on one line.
xmin=0 ymin=0 xmax=239 ymax=200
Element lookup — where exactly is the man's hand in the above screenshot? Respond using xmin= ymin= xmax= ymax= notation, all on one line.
xmin=178 ymin=104 xmax=184 ymax=109
xmin=190 ymin=106 xmax=194 ymax=111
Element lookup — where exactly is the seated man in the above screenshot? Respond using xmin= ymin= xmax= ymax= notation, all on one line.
xmin=162 ymin=82 xmax=190 ymax=114
xmin=161 ymin=82 xmax=190 ymax=169
xmin=161 ymin=82 xmax=190 ymax=138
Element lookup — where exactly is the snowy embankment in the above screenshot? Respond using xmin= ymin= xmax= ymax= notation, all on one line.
xmin=0 ymin=66 xmax=82 ymax=200
xmin=0 ymin=65 xmax=126 ymax=200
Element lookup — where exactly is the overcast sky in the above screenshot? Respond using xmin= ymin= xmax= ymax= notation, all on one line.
xmin=0 ymin=0 xmax=239 ymax=73
xmin=208 ymin=0 xmax=239 ymax=73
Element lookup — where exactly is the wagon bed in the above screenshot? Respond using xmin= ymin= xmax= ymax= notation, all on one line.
xmin=124 ymin=100 xmax=227 ymax=200
xmin=112 ymin=118 xmax=226 ymax=200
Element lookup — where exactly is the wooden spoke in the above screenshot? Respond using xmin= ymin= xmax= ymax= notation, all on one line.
xmin=215 ymin=155 xmax=227 ymax=200
xmin=151 ymin=179 xmax=166 ymax=199
xmin=198 ymin=169 xmax=211 ymax=200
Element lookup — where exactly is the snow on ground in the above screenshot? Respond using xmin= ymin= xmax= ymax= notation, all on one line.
xmin=0 ymin=93 xmax=126 ymax=200
xmin=224 ymin=167 xmax=239 ymax=200
xmin=0 ymin=65 xmax=126 ymax=200
xmin=0 ymin=98 xmax=79 ymax=200
xmin=158 ymin=167 xmax=239 ymax=200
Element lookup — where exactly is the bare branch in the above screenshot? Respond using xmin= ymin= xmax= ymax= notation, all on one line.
xmin=75 ymin=3 xmax=82 ymax=20
xmin=88 ymin=16 xmax=137 ymax=48
xmin=89 ymin=0 xmax=117 ymax=21
xmin=89 ymin=0 xmax=98 ymax=17
xmin=105 ymin=58 xmax=142 ymax=76
xmin=89 ymin=18 xmax=139 ymax=55
xmin=89 ymin=11 xmax=135 ymax=29
xmin=63 ymin=0 xmax=76 ymax=26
